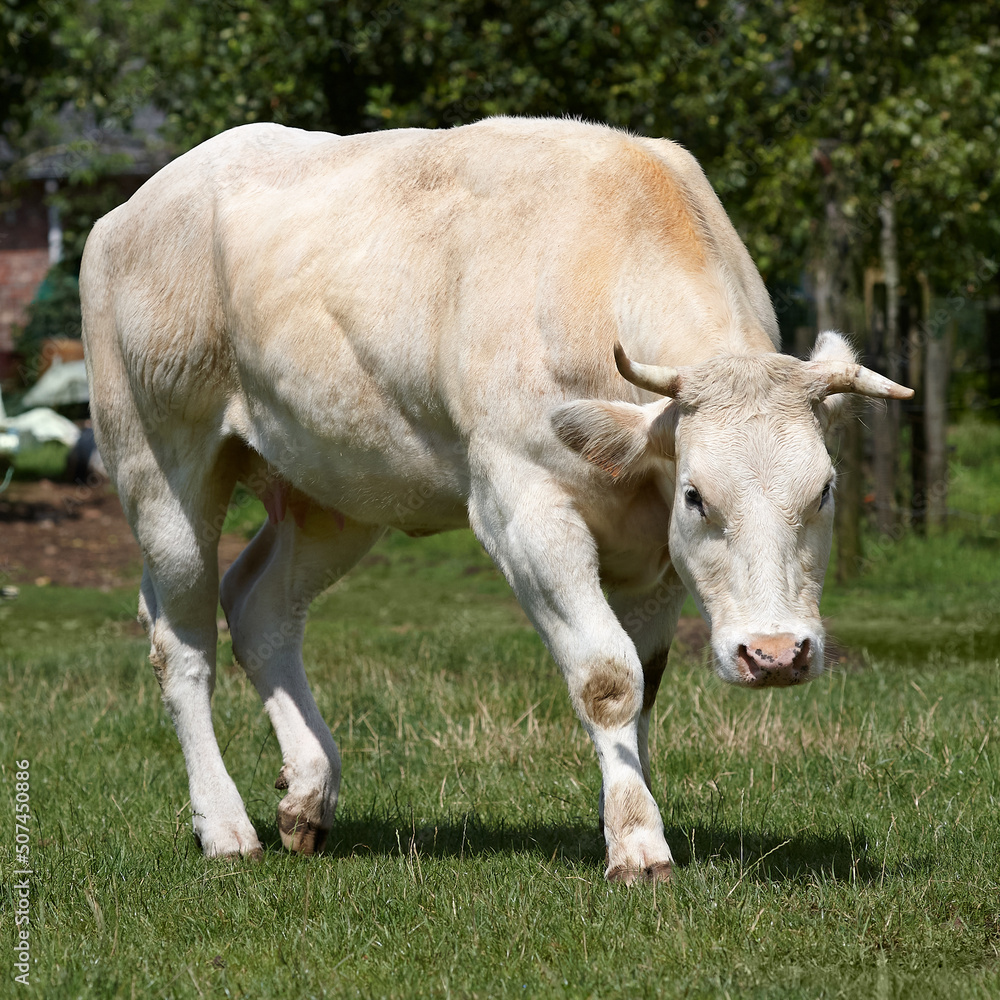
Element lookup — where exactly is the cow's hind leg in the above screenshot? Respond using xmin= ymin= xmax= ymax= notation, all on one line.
xmin=221 ymin=497 xmax=383 ymax=853
xmin=126 ymin=438 xmax=262 ymax=858
xmin=607 ymin=572 xmax=687 ymax=795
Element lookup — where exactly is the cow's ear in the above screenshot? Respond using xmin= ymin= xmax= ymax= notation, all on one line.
xmin=809 ymin=330 xmax=856 ymax=430
xmin=551 ymin=398 xmax=676 ymax=479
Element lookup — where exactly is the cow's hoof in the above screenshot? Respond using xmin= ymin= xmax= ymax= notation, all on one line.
xmin=193 ymin=823 xmax=263 ymax=860
xmin=226 ymin=843 xmax=264 ymax=862
xmin=277 ymin=807 xmax=329 ymax=854
xmin=606 ymin=861 xmax=672 ymax=885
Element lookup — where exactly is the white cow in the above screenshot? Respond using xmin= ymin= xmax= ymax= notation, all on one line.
xmin=80 ymin=117 xmax=910 ymax=882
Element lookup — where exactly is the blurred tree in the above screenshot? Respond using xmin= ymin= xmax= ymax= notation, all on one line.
xmin=1 ymin=0 xmax=57 ymax=152
xmin=14 ymin=261 xmax=81 ymax=372
xmin=670 ymin=0 xmax=999 ymax=564
xmin=2 ymin=0 xmax=138 ymax=164
xmin=123 ymin=1 xmax=699 ymax=146
xmin=16 ymin=1 xmax=997 ymax=282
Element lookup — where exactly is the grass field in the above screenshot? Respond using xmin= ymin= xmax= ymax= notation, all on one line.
xmin=2 ymin=421 xmax=999 ymax=998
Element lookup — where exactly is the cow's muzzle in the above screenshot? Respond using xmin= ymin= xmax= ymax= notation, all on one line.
xmin=736 ymin=634 xmax=812 ymax=686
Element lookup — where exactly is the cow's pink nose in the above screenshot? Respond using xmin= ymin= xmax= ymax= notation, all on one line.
xmin=738 ymin=634 xmax=811 ymax=686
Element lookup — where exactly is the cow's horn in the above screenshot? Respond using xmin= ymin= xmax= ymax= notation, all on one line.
xmin=808 ymin=360 xmax=914 ymax=400
xmin=614 ymin=341 xmax=682 ymax=397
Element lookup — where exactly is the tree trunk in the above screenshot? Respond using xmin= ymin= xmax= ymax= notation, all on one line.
xmin=924 ymin=309 xmax=952 ymax=533
xmin=813 ymin=143 xmax=864 ymax=580
xmin=834 ymin=414 xmax=865 ymax=582
xmin=871 ymin=192 xmax=900 ymax=537
xmin=814 ymin=258 xmax=835 ymax=334
xmin=906 ymin=310 xmax=926 ymax=534
xmin=907 ymin=276 xmax=930 ymax=534
xmin=794 ymin=325 xmax=815 ymax=359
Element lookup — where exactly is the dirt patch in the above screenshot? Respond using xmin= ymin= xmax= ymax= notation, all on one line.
xmin=0 ymin=480 xmax=248 ymax=590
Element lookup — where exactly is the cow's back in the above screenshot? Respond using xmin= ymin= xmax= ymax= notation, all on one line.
xmin=82 ymin=118 xmax=777 ymax=518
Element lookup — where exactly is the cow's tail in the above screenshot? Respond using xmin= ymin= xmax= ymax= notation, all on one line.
xmin=80 ymin=212 xmax=130 ymax=489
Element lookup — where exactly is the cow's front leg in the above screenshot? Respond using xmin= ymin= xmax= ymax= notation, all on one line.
xmin=470 ymin=465 xmax=673 ymax=884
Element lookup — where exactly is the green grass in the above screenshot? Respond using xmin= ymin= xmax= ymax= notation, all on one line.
xmin=819 ymin=530 xmax=1000 ymax=663
xmin=221 ymin=483 xmax=269 ymax=539
xmin=950 ymin=418 xmax=1000 ymax=536
xmin=2 ymin=419 xmax=999 ymax=998
xmin=820 ymin=416 xmax=1000 ymax=663
xmin=8 ymin=439 xmax=70 ymax=481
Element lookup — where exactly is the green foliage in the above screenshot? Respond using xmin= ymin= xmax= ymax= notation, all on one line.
xmin=99 ymin=0 xmax=702 ymax=150
xmin=818 ymin=415 xmax=1000 ymax=658
xmin=659 ymin=1 xmax=1000 ymax=285
xmin=2 ymin=0 xmax=131 ymax=164
xmin=949 ymin=417 xmax=1000 ymax=536
xmin=6 ymin=2 xmax=998 ymax=296
xmin=950 ymin=416 xmax=1000 ymax=470
xmin=221 ymin=483 xmax=268 ymax=539
xmin=16 ymin=3 xmax=997 ymax=288
xmin=0 ymin=0 xmax=57 ymax=149
xmin=15 ymin=263 xmax=82 ymax=364
xmin=8 ymin=439 xmax=70 ymax=480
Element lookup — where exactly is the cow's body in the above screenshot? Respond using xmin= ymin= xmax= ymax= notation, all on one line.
xmin=81 ymin=118 xmax=909 ymax=879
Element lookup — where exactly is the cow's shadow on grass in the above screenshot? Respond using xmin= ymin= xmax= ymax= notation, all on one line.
xmin=253 ymin=810 xmax=925 ymax=884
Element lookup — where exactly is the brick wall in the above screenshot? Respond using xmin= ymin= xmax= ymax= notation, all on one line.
xmin=0 ymin=249 xmax=51 ymax=352
xmin=0 ymin=181 xmax=49 ymax=250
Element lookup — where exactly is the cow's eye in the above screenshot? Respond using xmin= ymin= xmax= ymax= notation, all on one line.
xmin=819 ymin=482 xmax=832 ymax=510
xmin=684 ymin=486 xmax=706 ymax=517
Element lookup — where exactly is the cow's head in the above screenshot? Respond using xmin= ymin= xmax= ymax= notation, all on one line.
xmin=553 ymin=332 xmax=913 ymax=688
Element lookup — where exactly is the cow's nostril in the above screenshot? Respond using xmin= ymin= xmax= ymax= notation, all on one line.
xmin=738 ymin=644 xmax=768 ymax=681
xmin=793 ymin=638 xmax=811 ymax=669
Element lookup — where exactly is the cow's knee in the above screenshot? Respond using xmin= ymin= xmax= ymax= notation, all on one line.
xmin=148 ymin=636 xmax=169 ymax=690
xmin=140 ymin=586 xmax=215 ymax=696
xmin=575 ymin=657 xmax=643 ymax=730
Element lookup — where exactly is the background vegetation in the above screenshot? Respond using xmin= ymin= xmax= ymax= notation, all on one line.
xmin=1 ymin=3 xmax=998 ymax=996
xmin=6 ymin=1 xmax=999 ymax=278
